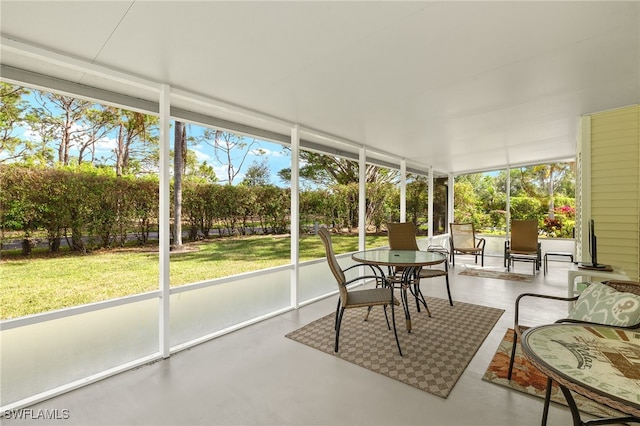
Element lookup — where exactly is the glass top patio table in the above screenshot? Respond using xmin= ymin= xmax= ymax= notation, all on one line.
xmin=351 ymin=249 xmax=445 ymax=267
xmin=351 ymin=249 xmax=446 ymax=332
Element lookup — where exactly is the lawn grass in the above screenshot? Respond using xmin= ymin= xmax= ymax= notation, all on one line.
xmin=0 ymin=234 xmax=388 ymax=320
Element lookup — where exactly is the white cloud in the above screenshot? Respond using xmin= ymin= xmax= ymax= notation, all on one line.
xmin=95 ymin=136 xmax=117 ymax=151
xmin=23 ymin=128 xmax=39 ymax=141
xmin=252 ymin=147 xmax=289 ymax=157
xmin=191 ymin=148 xmax=211 ymax=163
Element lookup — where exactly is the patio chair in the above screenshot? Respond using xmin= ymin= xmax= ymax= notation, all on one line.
xmin=387 ymin=222 xmax=453 ymax=309
xmin=318 ymin=228 xmax=403 ymax=356
xmin=504 ymin=220 xmax=541 ymax=272
xmin=508 ymin=279 xmax=640 ymax=381
xmin=449 ymin=223 xmax=485 ymax=267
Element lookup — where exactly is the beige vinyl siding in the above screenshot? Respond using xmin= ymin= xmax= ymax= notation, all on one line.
xmin=589 ymin=105 xmax=640 ymax=280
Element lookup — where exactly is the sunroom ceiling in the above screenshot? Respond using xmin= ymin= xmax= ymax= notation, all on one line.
xmin=1 ymin=1 xmax=638 ymax=174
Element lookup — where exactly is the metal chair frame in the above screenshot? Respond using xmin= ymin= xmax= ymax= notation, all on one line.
xmin=318 ymin=228 xmax=403 ymax=356
xmin=449 ymin=222 xmax=486 ymax=267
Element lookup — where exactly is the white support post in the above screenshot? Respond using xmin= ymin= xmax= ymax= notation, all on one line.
xmin=506 ymin=168 xmax=511 ymax=239
xmin=359 ymin=147 xmax=366 ymax=251
xmin=290 ymin=125 xmax=300 ymax=309
xmin=400 ymin=160 xmax=406 ymax=223
xmin=447 ymin=173 xmax=454 ymax=228
xmin=428 ymin=167 xmax=434 ymax=243
xmin=158 ymin=84 xmax=171 ymax=359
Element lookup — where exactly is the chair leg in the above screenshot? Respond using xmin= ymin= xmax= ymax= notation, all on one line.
xmin=507 ymin=329 xmax=518 ymax=380
xmin=481 ymin=252 xmax=484 ymax=267
xmin=334 ymin=307 xmax=345 ymax=352
xmin=382 ymin=304 xmax=391 ymax=330
xmin=334 ymin=299 xmax=341 ymax=330
xmin=445 ymin=273 xmax=453 ymax=306
xmin=390 ymin=298 xmax=403 ymax=356
xmin=364 ymin=305 xmax=373 ymax=321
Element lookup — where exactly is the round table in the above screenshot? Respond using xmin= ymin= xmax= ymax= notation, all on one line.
xmin=521 ymin=323 xmax=640 ymax=425
xmin=352 ymin=249 xmax=446 ymax=331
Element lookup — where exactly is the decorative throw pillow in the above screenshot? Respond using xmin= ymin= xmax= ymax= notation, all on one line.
xmin=567 ymin=282 xmax=640 ymax=327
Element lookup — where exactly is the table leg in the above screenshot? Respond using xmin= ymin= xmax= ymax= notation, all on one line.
xmin=411 ymin=281 xmax=431 ymax=317
xmin=558 ymin=384 xmax=583 ymax=426
xmin=400 ymin=269 xmax=413 ymax=332
xmin=402 ymin=286 xmax=412 ymax=332
xmin=541 ymin=377 xmax=552 ymax=426
xmin=561 ymin=386 xmax=640 ymax=426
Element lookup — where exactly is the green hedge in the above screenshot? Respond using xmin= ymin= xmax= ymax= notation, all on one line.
xmin=0 ymin=165 xmax=159 ymax=254
xmin=1 ymin=166 xmax=415 ymax=254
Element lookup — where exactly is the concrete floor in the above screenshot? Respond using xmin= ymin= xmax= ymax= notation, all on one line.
xmin=3 ymin=256 xmax=586 ymax=426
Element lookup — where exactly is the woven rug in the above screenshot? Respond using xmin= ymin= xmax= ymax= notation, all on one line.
xmin=286 ymin=298 xmax=503 ymax=398
xmin=482 ymin=328 xmax=625 ymax=418
xmin=459 ymin=268 xmax=534 ymax=282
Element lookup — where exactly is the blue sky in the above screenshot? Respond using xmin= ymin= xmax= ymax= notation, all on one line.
xmin=185 ymin=124 xmax=291 ymax=186
xmin=11 ymin=90 xmax=292 ymax=186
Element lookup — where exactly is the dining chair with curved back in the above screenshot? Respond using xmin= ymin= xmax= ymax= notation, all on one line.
xmin=318 ymin=228 xmax=403 ymax=356
xmin=387 ymin=222 xmax=453 ymax=310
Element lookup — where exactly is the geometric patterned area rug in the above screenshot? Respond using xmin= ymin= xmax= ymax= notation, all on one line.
xmin=459 ymin=268 xmax=534 ymax=283
xmin=482 ymin=328 xmax=626 ymax=418
xmin=286 ymin=298 xmax=504 ymax=398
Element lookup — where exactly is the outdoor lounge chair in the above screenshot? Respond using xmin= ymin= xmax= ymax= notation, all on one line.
xmin=387 ymin=222 xmax=453 ymax=308
xmin=504 ymin=219 xmax=541 ymax=272
xmin=449 ymin=222 xmax=485 ymax=267
xmin=318 ymin=228 xmax=403 ymax=356
xmin=508 ymin=279 xmax=640 ymax=381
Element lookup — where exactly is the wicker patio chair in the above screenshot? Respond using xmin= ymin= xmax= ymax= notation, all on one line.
xmin=449 ymin=222 xmax=485 ymax=267
xmin=318 ymin=228 xmax=403 ymax=356
xmin=508 ymin=279 xmax=640 ymax=381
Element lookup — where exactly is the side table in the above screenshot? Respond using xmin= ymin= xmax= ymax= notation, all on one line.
xmin=543 ymin=251 xmax=573 ymax=275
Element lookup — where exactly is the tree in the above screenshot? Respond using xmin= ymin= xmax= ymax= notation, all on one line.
xmin=278 ymin=151 xmax=400 ymax=229
xmin=513 ymin=163 xmax=574 ymax=219
xmin=0 ymin=83 xmax=32 ymax=163
xmin=31 ymin=92 xmax=92 ymax=166
xmin=242 ymin=159 xmax=271 ymax=186
xmin=112 ymin=109 xmax=158 ymax=176
xmin=278 ymin=151 xmax=399 ymax=187
xmin=23 ymin=115 xmax=56 ymax=166
xmin=200 ymin=129 xmax=264 ymax=185
xmin=453 ymin=179 xmax=480 ymax=226
xmin=173 ymin=121 xmax=186 ymax=249
xmin=77 ymin=107 xmax=117 ymax=166
xmin=406 ymin=175 xmax=428 ymax=227
xmin=187 ymin=160 xmax=217 ymax=183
